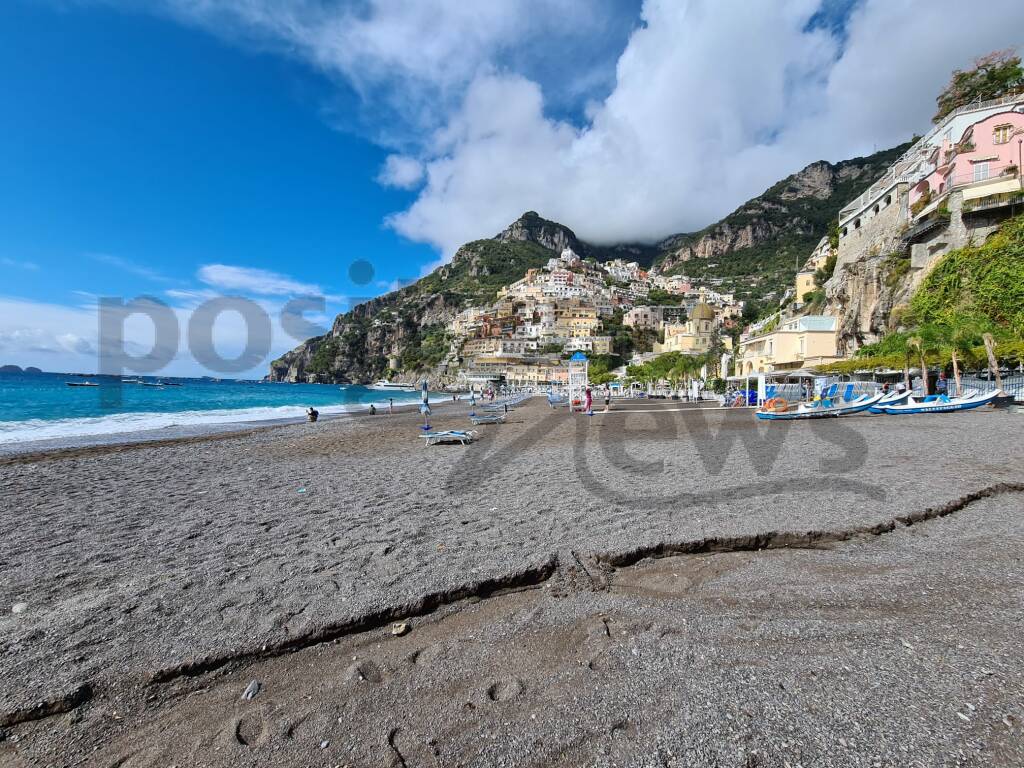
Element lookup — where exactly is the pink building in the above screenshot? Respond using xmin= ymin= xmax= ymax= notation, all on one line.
xmin=910 ymin=111 xmax=1024 ymax=209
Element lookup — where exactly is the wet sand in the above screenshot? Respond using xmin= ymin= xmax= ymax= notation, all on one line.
xmin=1 ymin=399 xmax=1022 ymax=766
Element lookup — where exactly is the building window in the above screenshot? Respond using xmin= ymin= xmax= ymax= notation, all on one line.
xmin=854 ymin=218 xmax=861 ymax=229
xmin=873 ymin=204 xmax=879 ymax=214
xmin=993 ymin=124 xmax=1013 ymax=145
xmin=885 ymin=194 xmax=892 ymax=206
xmin=973 ymin=162 xmax=990 ymax=182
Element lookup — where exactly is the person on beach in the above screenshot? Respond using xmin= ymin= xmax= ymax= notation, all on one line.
xmin=388 ymin=397 xmax=394 ymax=415
xmin=306 ymin=406 xmax=319 ymax=423
xmin=584 ymin=387 xmax=593 ymax=415
xmin=604 ymin=389 xmax=611 ymax=412
xmin=368 ymin=403 xmax=376 ymax=415
xmin=470 ymin=390 xmax=476 ymax=407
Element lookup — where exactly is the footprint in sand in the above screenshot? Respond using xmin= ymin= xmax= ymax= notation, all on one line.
xmin=233 ymin=711 xmax=270 ymax=747
xmin=345 ymin=659 xmax=383 ymax=684
xmin=486 ymin=677 xmax=524 ymax=702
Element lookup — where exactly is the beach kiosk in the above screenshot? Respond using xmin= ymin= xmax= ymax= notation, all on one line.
xmin=568 ymin=351 xmax=589 ymax=412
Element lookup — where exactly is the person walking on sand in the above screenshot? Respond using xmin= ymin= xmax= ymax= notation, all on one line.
xmin=388 ymin=397 xmax=394 ymax=415
xmin=584 ymin=387 xmax=593 ymax=415
xmin=603 ymin=389 xmax=610 ymax=413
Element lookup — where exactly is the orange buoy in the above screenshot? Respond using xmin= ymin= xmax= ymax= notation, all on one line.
xmin=773 ymin=397 xmax=789 ymax=412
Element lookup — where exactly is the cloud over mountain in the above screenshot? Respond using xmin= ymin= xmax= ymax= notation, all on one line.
xmin=112 ymin=0 xmax=1024 ymax=256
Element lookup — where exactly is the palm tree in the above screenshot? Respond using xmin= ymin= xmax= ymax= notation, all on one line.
xmin=906 ymin=335 xmax=928 ymax=395
xmin=983 ymin=332 xmax=1003 ymax=389
xmin=946 ymin=319 xmax=982 ymax=396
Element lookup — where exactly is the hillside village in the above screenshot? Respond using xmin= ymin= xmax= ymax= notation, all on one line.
xmin=440 ymin=248 xmax=741 ymax=390
xmin=270 ymin=57 xmax=1024 ymax=391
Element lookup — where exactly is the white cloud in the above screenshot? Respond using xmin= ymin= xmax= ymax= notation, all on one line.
xmin=139 ymin=0 xmax=1024 ymax=259
xmin=388 ymin=0 xmax=1024 ymax=254
xmin=377 ymin=154 xmax=424 ymax=189
xmin=197 ymin=264 xmax=322 ymax=296
xmin=147 ymin=0 xmax=618 ymax=140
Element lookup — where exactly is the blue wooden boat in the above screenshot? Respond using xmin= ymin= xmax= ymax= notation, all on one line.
xmin=756 ymin=390 xmax=884 ymax=420
xmin=874 ymin=389 xmax=1000 ymax=414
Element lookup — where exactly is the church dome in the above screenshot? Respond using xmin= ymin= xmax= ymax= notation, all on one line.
xmin=690 ymin=302 xmax=715 ymax=320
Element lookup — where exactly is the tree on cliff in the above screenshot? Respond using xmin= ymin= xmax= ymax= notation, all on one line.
xmin=933 ymin=49 xmax=1023 ymax=123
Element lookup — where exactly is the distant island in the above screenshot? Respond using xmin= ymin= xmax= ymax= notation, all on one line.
xmin=0 ymin=365 xmax=43 ymax=374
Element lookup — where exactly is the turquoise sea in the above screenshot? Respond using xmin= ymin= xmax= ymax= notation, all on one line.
xmin=0 ymin=371 xmax=433 ymax=445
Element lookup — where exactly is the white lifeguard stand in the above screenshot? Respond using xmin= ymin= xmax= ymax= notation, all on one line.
xmin=567 ymin=351 xmax=589 ymax=412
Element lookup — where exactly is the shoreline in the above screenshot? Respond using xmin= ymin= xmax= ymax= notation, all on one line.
xmin=0 ymin=396 xmax=471 ymax=458
xmin=3 ymin=400 xmax=1023 ymax=765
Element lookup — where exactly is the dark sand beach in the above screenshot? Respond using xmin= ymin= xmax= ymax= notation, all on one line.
xmin=1 ymin=399 xmax=1022 ymax=766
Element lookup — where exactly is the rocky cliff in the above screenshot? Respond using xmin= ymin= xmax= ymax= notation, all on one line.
xmin=655 ymin=144 xmax=911 ymax=304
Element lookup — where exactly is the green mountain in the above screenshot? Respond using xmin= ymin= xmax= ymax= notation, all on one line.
xmin=654 ymin=143 xmax=911 ymax=308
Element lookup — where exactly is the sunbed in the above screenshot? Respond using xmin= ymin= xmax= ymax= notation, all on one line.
xmin=469 ymin=412 xmax=506 ymax=425
xmin=421 ymin=430 xmax=478 ymax=446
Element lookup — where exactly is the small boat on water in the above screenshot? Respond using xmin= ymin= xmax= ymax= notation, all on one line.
xmin=368 ymin=380 xmax=417 ymax=391
xmin=66 ymin=381 xmax=99 ymax=387
xmin=874 ymin=389 xmax=1001 ymax=415
xmin=141 ymin=381 xmax=165 ymax=388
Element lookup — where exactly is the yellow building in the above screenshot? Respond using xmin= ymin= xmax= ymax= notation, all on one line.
xmin=736 ymin=315 xmax=841 ymax=374
xmin=794 ymin=270 xmax=817 ymax=304
xmin=652 ymin=303 xmax=730 ymax=354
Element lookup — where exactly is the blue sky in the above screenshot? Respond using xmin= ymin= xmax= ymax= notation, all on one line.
xmin=0 ymin=1 xmax=435 ymax=313
xmin=2 ymin=0 xmax=1022 ymax=376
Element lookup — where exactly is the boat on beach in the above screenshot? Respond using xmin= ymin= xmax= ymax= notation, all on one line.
xmin=868 ymin=389 xmax=911 ymax=413
xmin=756 ymin=391 xmax=885 ymax=420
xmin=874 ymin=389 xmax=1001 ymax=414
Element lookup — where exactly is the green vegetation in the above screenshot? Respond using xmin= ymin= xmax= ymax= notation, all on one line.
xmin=306 ymin=336 xmax=339 ymax=374
xmin=814 ymin=252 xmax=837 ymax=287
xmin=882 ymin=251 xmax=912 ymax=290
xmin=660 ymin=142 xmax=911 ymax=307
xmin=646 ymin=288 xmax=683 ymax=306
xmin=399 ymin=324 xmax=451 ymax=371
xmin=587 ymin=354 xmax=622 ymax=385
xmin=539 ymin=342 xmax=565 ymax=354
xmin=933 ymin=49 xmax=1023 ymax=123
xmin=820 ymin=214 xmax=1024 ymax=378
xmin=908 ymin=213 xmax=1024 ymax=336
xmin=625 ymin=350 xmax=717 ymax=387
xmin=415 ymin=239 xmax=554 ymax=305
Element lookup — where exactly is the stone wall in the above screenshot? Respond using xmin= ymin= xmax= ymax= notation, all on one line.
xmin=836 ymin=182 xmax=909 ymax=269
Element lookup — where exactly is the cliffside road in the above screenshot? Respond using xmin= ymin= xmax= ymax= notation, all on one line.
xmin=2 ymin=401 xmax=1023 ymax=765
